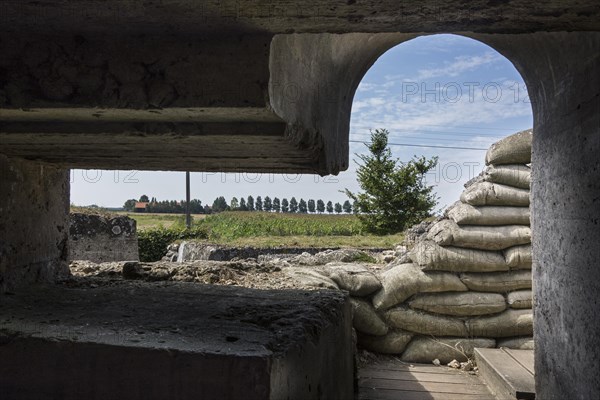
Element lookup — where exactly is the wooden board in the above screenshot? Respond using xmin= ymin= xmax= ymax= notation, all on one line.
xmin=362 ymin=361 xmax=466 ymax=374
xmin=475 ymin=348 xmax=535 ymax=400
xmin=360 ymin=369 xmax=482 ymax=384
xmin=504 ymin=348 xmax=535 ymax=376
xmin=359 ymin=387 xmax=496 ymax=400
xmin=358 ymin=362 xmax=495 ymax=400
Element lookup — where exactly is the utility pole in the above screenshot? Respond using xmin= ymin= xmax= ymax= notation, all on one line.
xmin=185 ymin=171 xmax=191 ymax=229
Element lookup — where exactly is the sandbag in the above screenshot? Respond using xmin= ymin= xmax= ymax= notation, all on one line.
xmin=447 ymin=202 xmax=530 ymax=226
xmin=401 ymin=337 xmax=496 ymax=364
xmin=466 ymin=309 xmax=533 ymax=337
xmin=427 ymin=219 xmax=531 ymax=250
xmin=461 ymin=182 xmax=530 ymax=207
xmin=324 ymin=263 xmax=381 ymax=296
xmin=357 ymin=330 xmax=413 ymax=354
xmin=372 ymin=263 xmax=467 ymax=310
xmin=497 ymin=337 xmax=535 ymax=350
xmin=350 ymin=297 xmax=388 ymax=336
xmin=385 ymin=305 xmax=468 ymax=336
xmin=282 ymin=267 xmax=339 ymax=290
xmin=504 ymin=245 xmax=532 ymax=269
xmin=507 ymin=290 xmax=533 ymax=309
xmin=485 ymin=164 xmax=531 ymax=189
xmin=410 ymin=240 xmax=508 ymax=272
xmin=485 ymin=129 xmax=532 ymax=165
xmin=460 ymin=270 xmax=531 ymax=292
xmin=409 ymin=292 xmax=506 ymax=316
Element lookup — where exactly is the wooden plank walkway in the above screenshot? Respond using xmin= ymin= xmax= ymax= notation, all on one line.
xmin=474 ymin=348 xmax=535 ymax=400
xmin=358 ymin=360 xmax=496 ymax=400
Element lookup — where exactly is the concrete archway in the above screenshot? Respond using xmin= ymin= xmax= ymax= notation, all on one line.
xmin=270 ymin=31 xmax=600 ymax=398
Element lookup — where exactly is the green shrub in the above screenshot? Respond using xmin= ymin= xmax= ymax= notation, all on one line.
xmin=138 ymin=226 xmax=209 ymax=262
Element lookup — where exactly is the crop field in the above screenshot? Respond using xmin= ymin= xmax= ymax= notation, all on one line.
xmin=200 ymin=212 xmax=361 ymax=238
xmin=126 ymin=211 xmax=404 ymax=249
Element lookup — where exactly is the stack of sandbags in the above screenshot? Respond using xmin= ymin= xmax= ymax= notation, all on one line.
xmin=352 ymin=129 xmax=534 ymax=362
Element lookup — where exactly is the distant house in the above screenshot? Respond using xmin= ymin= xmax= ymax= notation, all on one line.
xmin=134 ymin=202 xmax=148 ymax=213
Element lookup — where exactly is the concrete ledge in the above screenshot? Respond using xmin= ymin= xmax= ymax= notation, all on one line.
xmin=0 ymin=282 xmax=353 ymax=400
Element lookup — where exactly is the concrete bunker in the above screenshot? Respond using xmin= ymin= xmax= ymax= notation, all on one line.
xmin=0 ymin=2 xmax=599 ymax=398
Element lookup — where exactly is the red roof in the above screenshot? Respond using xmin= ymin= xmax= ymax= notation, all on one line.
xmin=134 ymin=202 xmax=148 ymax=209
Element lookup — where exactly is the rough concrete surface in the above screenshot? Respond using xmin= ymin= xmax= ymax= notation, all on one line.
xmin=1 ymin=1 xmax=598 ymax=34
xmin=476 ymin=31 xmax=600 ymax=399
xmin=1 ymin=2 xmax=598 ymax=175
xmin=0 ymin=155 xmax=70 ymax=292
xmin=69 ymin=212 xmax=139 ymax=263
xmin=0 ymin=282 xmax=353 ymax=400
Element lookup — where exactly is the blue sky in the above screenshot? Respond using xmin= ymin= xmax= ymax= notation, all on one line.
xmin=71 ymin=34 xmax=533 ymax=212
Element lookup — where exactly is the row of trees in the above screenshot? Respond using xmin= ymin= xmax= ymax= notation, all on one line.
xmin=124 ymin=197 xmax=209 ymax=214
xmin=212 ymin=196 xmax=354 ymax=214
xmin=124 ymin=195 xmax=354 ymax=215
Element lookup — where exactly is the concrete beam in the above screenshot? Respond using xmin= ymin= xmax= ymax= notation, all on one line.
xmin=0 ymin=34 xmax=326 ymax=173
xmin=0 ymin=107 xmax=321 ymax=172
xmin=1 ymin=1 xmax=598 ymax=34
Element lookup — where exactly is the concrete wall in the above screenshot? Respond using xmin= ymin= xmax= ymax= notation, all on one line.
xmin=0 ymin=155 xmax=70 ymax=293
xmin=527 ymin=33 xmax=600 ymax=400
xmin=68 ymin=213 xmax=139 ymax=263
xmin=270 ymin=298 xmax=354 ymax=400
xmin=474 ymin=32 xmax=600 ymax=399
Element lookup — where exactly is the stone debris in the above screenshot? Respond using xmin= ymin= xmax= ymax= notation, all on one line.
xmin=169 ymin=243 xmax=379 ymax=265
xmin=460 ymin=360 xmax=474 ymax=371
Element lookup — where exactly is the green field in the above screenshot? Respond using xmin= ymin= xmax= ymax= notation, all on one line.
xmin=70 ymin=208 xmax=405 ymax=248
xmin=127 ymin=211 xmax=403 ymax=249
xmin=115 ymin=212 xmax=206 ymax=230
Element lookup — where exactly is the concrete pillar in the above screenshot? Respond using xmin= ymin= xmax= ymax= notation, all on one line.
xmin=480 ymin=32 xmax=600 ymax=398
xmin=0 ymin=155 xmax=70 ymax=292
xmin=530 ymin=33 xmax=600 ymax=399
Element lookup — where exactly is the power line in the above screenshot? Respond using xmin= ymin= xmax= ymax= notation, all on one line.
xmin=350 ymin=133 xmax=496 ymax=143
xmin=378 ymin=124 xmax=523 ymax=132
xmin=422 ymin=124 xmax=524 ymax=131
xmin=349 ymin=140 xmax=487 ymax=151
xmin=351 ymin=129 xmax=504 ymax=138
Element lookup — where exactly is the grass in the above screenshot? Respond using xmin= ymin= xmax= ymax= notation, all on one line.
xmin=209 ymin=234 xmax=404 ymax=249
xmin=199 ymin=211 xmax=363 ymax=238
xmin=115 ymin=212 xmax=207 ymax=230
xmin=127 ymin=211 xmax=404 ymax=249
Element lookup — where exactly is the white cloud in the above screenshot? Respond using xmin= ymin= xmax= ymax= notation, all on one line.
xmin=416 ymin=52 xmax=501 ymax=80
xmin=351 ymin=78 xmax=531 ymax=135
